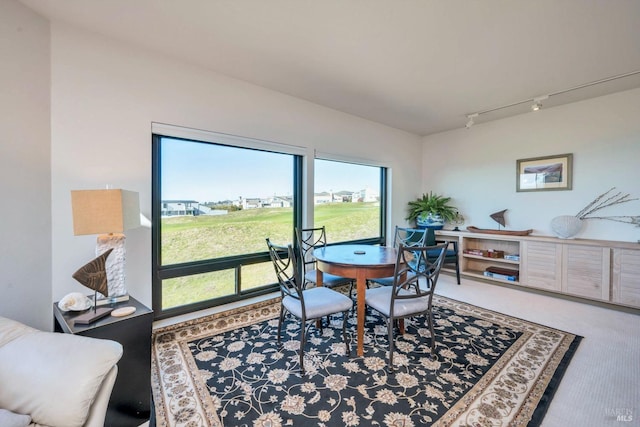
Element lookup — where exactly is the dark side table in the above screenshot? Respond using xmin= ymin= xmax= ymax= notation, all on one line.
xmin=53 ymin=295 xmax=153 ymax=427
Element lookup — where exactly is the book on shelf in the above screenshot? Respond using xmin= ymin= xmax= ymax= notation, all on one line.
xmin=485 ymin=266 xmax=519 ymax=281
xmin=464 ymin=249 xmax=484 ymax=256
xmin=485 ymin=266 xmax=519 ymax=276
xmin=89 ymin=293 xmax=130 ymax=306
xmin=504 ymin=254 xmax=520 ymax=261
xmin=483 ymin=271 xmax=518 ymax=281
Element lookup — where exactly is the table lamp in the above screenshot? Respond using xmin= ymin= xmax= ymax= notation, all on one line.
xmin=71 ymin=189 xmax=140 ymax=303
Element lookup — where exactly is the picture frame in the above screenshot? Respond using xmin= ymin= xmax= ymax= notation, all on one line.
xmin=516 ymin=153 xmax=573 ymax=192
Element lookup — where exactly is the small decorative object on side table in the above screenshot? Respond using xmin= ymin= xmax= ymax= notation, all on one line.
xmin=53 ymin=295 xmax=153 ymax=427
xmin=68 ymin=248 xmax=116 ymax=324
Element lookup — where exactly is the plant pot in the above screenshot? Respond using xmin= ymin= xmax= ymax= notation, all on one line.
xmin=416 ymin=213 xmax=444 ymax=230
xmin=550 ymin=215 xmax=584 ymax=239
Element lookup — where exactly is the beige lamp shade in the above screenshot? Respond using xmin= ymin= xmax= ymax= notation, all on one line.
xmin=71 ymin=189 xmax=140 ymax=235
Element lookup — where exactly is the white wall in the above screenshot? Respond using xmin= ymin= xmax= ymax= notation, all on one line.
xmin=7 ymin=1 xmax=638 ymax=327
xmin=0 ymin=1 xmax=51 ymax=330
xmin=50 ymin=22 xmax=422 ymax=309
xmin=422 ymin=88 xmax=640 ymax=243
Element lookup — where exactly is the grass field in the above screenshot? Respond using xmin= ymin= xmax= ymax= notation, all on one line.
xmin=161 ymin=202 xmax=379 ymax=308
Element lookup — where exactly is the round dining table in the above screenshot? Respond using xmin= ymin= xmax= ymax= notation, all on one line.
xmin=313 ymin=244 xmax=398 ymax=356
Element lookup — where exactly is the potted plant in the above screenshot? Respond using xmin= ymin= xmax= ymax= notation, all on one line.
xmin=406 ymin=191 xmax=458 ymax=229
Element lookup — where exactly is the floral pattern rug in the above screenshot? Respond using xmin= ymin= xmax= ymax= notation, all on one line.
xmin=151 ymin=295 xmax=581 ymax=427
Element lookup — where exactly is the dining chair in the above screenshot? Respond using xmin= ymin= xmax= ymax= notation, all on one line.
xmin=266 ymin=238 xmax=353 ymax=373
xmin=365 ymin=242 xmax=447 ymax=370
xmin=296 ymin=226 xmax=354 ymax=292
xmin=424 ymin=227 xmax=461 ymax=284
xmin=368 ymin=226 xmax=428 ymax=287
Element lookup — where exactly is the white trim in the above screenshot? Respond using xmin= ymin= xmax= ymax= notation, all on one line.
xmin=314 ymin=150 xmax=391 ymax=168
xmin=151 ymin=122 xmax=307 ymax=156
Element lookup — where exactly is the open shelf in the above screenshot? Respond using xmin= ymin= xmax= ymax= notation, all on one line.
xmin=462 ymin=254 xmax=520 ymax=265
xmin=465 ymin=269 xmax=520 ymax=284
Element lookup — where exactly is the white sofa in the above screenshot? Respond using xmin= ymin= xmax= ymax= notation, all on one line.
xmin=0 ymin=316 xmax=123 ymax=427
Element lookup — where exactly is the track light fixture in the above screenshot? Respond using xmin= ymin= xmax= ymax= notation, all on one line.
xmin=465 ymin=113 xmax=478 ymax=129
xmin=531 ymin=95 xmax=549 ymax=111
xmin=462 ymin=70 xmax=640 ymax=129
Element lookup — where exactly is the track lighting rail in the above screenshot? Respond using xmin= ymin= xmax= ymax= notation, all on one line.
xmin=464 ymin=70 xmax=640 ymax=128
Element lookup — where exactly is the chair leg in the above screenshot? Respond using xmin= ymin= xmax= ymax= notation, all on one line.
xmin=341 ymin=310 xmax=351 ymax=355
xmin=299 ymin=322 xmax=306 ymax=373
xmin=387 ymin=318 xmax=395 ymax=371
xmin=277 ymin=306 xmax=285 ymax=346
xmin=455 ymin=260 xmax=461 ymax=285
xmin=428 ymin=312 xmax=436 ymax=358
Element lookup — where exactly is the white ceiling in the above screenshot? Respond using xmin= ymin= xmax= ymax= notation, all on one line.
xmin=20 ymin=0 xmax=640 ymax=136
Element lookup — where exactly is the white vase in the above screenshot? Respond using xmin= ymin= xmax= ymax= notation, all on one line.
xmin=550 ymin=215 xmax=584 ymax=239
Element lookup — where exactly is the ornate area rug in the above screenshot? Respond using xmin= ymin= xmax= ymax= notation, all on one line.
xmin=151 ymin=295 xmax=581 ymax=427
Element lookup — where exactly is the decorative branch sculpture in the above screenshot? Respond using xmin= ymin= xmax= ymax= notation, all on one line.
xmin=576 ymin=188 xmax=639 ymax=226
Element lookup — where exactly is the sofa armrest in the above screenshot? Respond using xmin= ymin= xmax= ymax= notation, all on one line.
xmin=83 ymin=365 xmax=118 ymax=427
xmin=0 ymin=317 xmax=123 ymax=427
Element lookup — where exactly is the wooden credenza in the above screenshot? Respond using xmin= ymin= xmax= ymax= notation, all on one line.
xmin=437 ymin=230 xmax=640 ymax=309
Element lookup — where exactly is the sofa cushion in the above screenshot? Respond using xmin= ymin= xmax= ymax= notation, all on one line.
xmin=0 ymin=317 xmax=123 ymax=427
xmin=0 ymin=318 xmax=35 ymax=348
xmin=0 ymin=408 xmax=31 ymax=427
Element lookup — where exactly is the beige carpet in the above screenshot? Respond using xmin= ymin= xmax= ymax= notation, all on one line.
xmin=151 ymin=292 xmax=581 ymax=426
xmin=434 ymin=275 xmax=640 ymax=427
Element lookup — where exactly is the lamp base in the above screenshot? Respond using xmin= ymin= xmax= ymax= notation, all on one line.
xmin=90 ymin=293 xmax=130 ymax=306
xmin=96 ymin=233 xmax=127 ymax=297
xmin=73 ymin=307 xmax=114 ymax=325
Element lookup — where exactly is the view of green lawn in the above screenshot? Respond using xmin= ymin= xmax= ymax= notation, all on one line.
xmin=161 ymin=202 xmax=379 ymax=308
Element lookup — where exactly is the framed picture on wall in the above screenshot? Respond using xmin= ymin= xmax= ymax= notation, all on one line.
xmin=516 ymin=153 xmax=573 ymax=192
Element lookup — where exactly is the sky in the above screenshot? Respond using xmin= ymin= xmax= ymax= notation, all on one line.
xmin=161 ymin=137 xmax=380 ymax=203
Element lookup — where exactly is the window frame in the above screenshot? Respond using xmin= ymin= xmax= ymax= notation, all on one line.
xmin=312 ymin=155 xmax=387 ymax=247
xmin=150 ymin=125 xmax=389 ymax=321
xmin=151 ymin=127 xmax=303 ymax=320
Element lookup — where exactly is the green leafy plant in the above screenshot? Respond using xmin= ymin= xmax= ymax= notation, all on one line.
xmin=406 ymin=191 xmax=458 ymax=224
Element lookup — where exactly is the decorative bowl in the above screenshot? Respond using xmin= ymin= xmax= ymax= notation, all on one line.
xmin=550 ymin=215 xmax=584 ymax=239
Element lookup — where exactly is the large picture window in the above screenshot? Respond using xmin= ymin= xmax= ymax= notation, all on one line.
xmin=152 ymin=130 xmax=302 ymax=319
xmin=152 ymin=125 xmax=388 ymax=320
